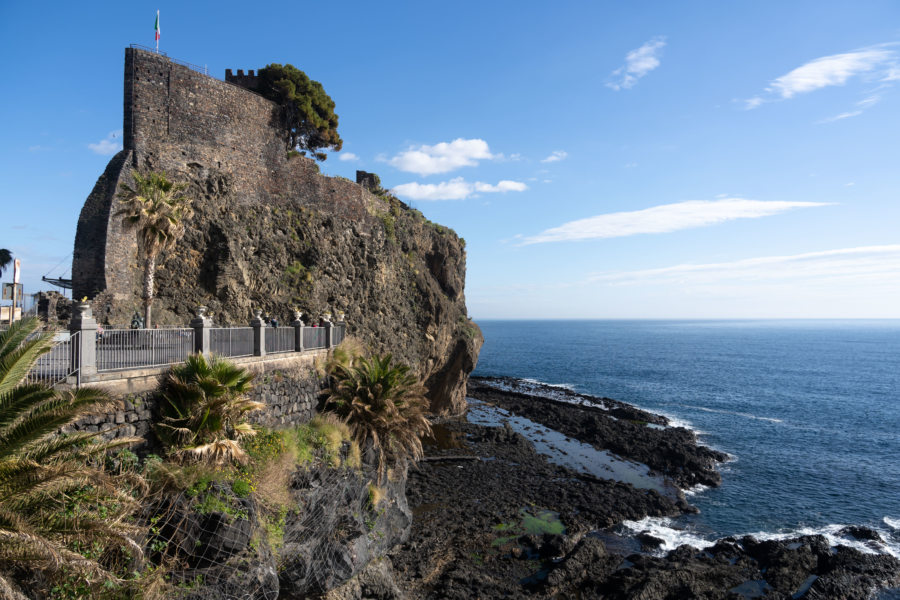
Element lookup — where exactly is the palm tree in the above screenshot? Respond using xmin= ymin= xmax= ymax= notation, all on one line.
xmin=157 ymin=353 xmax=263 ymax=466
xmin=116 ymin=170 xmax=193 ymax=328
xmin=0 ymin=249 xmax=11 ymax=279
xmin=0 ymin=318 xmax=144 ymax=591
xmin=323 ymin=353 xmax=432 ymax=476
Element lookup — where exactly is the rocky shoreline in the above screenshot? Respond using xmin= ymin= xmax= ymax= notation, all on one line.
xmin=380 ymin=377 xmax=900 ymax=599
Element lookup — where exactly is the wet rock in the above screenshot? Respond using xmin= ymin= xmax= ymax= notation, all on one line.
xmin=637 ymin=532 xmax=666 ymax=551
xmin=839 ymin=525 xmax=883 ymax=542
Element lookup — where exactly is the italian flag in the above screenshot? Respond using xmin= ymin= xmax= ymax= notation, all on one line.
xmin=154 ymin=11 xmax=160 ymax=42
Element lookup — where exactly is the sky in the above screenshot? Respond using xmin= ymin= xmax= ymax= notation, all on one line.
xmin=2 ymin=1 xmax=899 ymax=319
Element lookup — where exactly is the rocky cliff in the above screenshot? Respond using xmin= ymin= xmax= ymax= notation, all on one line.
xmin=73 ymin=47 xmax=481 ymax=414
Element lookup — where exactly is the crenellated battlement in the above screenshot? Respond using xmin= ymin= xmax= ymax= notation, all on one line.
xmin=225 ymin=68 xmax=259 ymax=91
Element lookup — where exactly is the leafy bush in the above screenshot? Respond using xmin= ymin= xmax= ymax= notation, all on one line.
xmin=156 ymin=353 xmax=263 ymax=466
xmin=323 ymin=352 xmax=432 ymax=476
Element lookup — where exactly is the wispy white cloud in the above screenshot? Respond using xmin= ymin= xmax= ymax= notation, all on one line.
xmin=338 ymin=152 xmax=359 ymax=162
xmin=747 ymin=45 xmax=898 ymax=109
xmin=520 ymin=198 xmax=831 ymax=245
xmin=88 ymin=130 xmax=123 ymax=155
xmin=607 ymin=36 xmax=666 ymax=91
xmin=392 ymin=177 xmax=527 ymax=201
xmin=744 ymin=96 xmax=765 ymax=109
xmin=541 ymin=150 xmax=568 ymax=163
xmin=387 ymin=138 xmax=495 ymax=175
xmin=818 ymin=110 xmax=863 ymax=123
xmin=588 ymin=245 xmax=900 ymax=288
xmin=818 ymin=93 xmax=881 ymax=123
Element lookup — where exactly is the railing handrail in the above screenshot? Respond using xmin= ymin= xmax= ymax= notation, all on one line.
xmin=129 ymin=44 xmax=209 ymax=76
xmin=35 ymin=310 xmax=345 ymax=386
xmin=127 ymin=44 xmax=269 ymax=99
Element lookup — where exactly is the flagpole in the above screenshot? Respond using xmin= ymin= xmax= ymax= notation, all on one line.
xmin=155 ymin=10 xmax=160 ymax=53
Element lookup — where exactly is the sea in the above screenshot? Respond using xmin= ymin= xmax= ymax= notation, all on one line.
xmin=471 ymin=320 xmax=900 ymax=558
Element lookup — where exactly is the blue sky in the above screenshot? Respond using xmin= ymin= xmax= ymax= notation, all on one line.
xmin=2 ymin=1 xmax=899 ymax=318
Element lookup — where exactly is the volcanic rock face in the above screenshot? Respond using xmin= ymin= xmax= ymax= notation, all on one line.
xmin=72 ymin=47 xmax=481 ymax=414
xmin=146 ymin=165 xmax=481 ymax=415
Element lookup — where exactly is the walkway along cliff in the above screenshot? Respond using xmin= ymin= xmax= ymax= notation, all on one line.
xmin=72 ymin=46 xmax=482 ymax=415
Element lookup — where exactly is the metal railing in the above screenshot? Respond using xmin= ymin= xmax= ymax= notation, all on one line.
xmin=97 ymin=328 xmax=194 ymax=372
xmin=26 ymin=332 xmax=80 ymax=386
xmin=303 ymin=327 xmax=328 ymax=350
xmin=129 ymin=44 xmax=209 ymax=75
xmin=333 ymin=323 xmax=346 ymax=346
xmin=265 ymin=327 xmax=296 ymax=354
xmin=210 ymin=327 xmax=254 ymax=358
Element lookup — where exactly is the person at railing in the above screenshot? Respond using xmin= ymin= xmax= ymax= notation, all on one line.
xmin=270 ymin=316 xmax=278 ymax=328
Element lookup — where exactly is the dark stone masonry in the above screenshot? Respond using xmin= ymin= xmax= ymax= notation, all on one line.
xmin=65 ymin=353 xmax=325 ymax=452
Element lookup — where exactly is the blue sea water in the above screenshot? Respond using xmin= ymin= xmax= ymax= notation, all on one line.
xmin=472 ymin=320 xmax=900 ymax=551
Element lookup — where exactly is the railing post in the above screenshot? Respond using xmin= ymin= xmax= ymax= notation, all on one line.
xmin=251 ymin=309 xmax=266 ymax=357
xmin=69 ymin=301 xmax=98 ymax=382
xmin=335 ymin=312 xmax=346 ymax=346
xmin=292 ymin=310 xmax=304 ymax=353
xmin=322 ymin=312 xmax=334 ymax=348
xmin=190 ymin=306 xmax=212 ymax=356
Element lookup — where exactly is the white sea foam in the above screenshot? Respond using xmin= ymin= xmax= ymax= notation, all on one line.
xmin=683 ymin=483 xmax=710 ymax=497
xmin=749 ymin=524 xmax=900 ymax=560
xmin=652 ymin=410 xmax=698 ymax=432
xmin=620 ymin=518 xmax=900 ymax=559
xmin=478 ymin=377 xmax=609 ymax=410
xmin=884 ymin=517 xmax=900 ymax=530
xmin=684 ymin=405 xmax=784 ymax=423
xmin=519 ymin=378 xmax=578 ymax=392
xmin=619 ymin=517 xmax=715 ymax=555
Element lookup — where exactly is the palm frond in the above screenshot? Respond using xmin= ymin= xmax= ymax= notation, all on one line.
xmin=324 ymin=352 xmax=431 ymax=476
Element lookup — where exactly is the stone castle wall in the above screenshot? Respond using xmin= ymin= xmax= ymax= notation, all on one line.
xmin=73 ymin=47 xmax=375 ymax=305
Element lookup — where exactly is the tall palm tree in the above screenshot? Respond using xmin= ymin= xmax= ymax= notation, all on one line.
xmin=116 ymin=170 xmax=193 ymax=328
xmin=0 ymin=318 xmax=144 ymax=592
xmin=0 ymin=249 xmax=11 ymax=279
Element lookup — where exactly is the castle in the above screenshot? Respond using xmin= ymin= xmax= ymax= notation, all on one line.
xmin=72 ymin=47 xmax=362 ymax=304
xmin=71 ymin=47 xmax=481 ymax=416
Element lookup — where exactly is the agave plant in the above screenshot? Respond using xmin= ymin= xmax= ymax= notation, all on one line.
xmin=323 ymin=353 xmax=432 ymax=475
xmin=157 ymin=353 xmax=263 ymax=465
xmin=0 ymin=318 xmax=144 ymax=590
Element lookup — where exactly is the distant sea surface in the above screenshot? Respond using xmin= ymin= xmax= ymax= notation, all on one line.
xmin=472 ymin=320 xmax=900 ymax=550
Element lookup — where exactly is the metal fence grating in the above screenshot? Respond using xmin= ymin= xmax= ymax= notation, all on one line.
xmin=332 ymin=323 xmax=346 ymax=346
xmin=97 ymin=329 xmax=195 ymax=372
xmin=210 ymin=327 xmax=254 ymax=358
xmin=26 ymin=331 xmax=80 ymax=385
xmin=265 ymin=327 xmax=296 ymax=354
xmin=302 ymin=327 xmax=328 ymax=350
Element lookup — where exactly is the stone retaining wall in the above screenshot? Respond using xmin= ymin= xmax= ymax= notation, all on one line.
xmin=66 ymin=351 xmax=327 ymax=451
